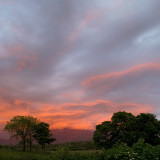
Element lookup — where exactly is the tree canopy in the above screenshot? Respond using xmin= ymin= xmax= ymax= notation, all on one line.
xmin=4 ymin=115 xmax=55 ymax=151
xmin=93 ymin=111 xmax=160 ymax=149
xmin=33 ymin=122 xmax=55 ymax=149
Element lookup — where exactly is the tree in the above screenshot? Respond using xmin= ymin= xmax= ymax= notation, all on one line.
xmin=33 ymin=122 xmax=55 ymax=149
xmin=93 ymin=111 xmax=160 ymax=149
xmin=4 ymin=115 xmax=38 ymax=151
xmin=93 ymin=121 xmax=116 ymax=148
xmin=135 ymin=113 xmax=160 ymax=145
xmin=26 ymin=116 xmax=39 ymax=151
xmin=111 ymin=111 xmax=137 ymax=146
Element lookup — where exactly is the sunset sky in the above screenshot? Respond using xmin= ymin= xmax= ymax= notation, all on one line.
xmin=0 ymin=0 xmax=160 ymax=133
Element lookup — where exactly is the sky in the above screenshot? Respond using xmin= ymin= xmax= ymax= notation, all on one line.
xmin=0 ymin=0 xmax=160 ymax=132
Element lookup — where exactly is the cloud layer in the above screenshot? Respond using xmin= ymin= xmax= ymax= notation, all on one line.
xmin=0 ymin=0 xmax=160 ymax=131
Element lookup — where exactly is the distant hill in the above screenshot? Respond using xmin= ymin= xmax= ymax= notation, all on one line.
xmin=0 ymin=129 xmax=94 ymax=145
xmin=52 ymin=128 xmax=93 ymax=143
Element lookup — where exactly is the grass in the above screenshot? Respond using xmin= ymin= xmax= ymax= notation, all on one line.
xmin=0 ymin=149 xmax=49 ymax=160
xmin=0 ymin=148 xmax=103 ymax=160
xmin=1 ymin=140 xmax=160 ymax=160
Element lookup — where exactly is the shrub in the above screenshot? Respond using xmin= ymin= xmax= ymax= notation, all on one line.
xmin=103 ymin=139 xmax=160 ymax=160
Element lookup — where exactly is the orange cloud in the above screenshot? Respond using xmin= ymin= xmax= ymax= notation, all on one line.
xmin=0 ymin=97 xmax=155 ymax=132
xmin=14 ymin=100 xmax=31 ymax=106
xmin=82 ymin=62 xmax=160 ymax=86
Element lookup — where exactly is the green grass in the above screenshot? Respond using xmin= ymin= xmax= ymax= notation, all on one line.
xmin=1 ymin=140 xmax=160 ymax=160
xmin=0 ymin=149 xmax=49 ymax=160
xmin=0 ymin=149 xmax=102 ymax=160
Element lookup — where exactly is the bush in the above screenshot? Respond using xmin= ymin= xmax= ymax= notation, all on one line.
xmin=132 ymin=139 xmax=160 ymax=160
xmin=103 ymin=139 xmax=160 ymax=160
xmin=47 ymin=147 xmax=71 ymax=160
xmin=103 ymin=143 xmax=137 ymax=160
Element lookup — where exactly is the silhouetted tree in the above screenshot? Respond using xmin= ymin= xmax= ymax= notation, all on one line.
xmin=136 ymin=113 xmax=160 ymax=145
xmin=33 ymin=122 xmax=55 ymax=149
xmin=93 ymin=111 xmax=160 ymax=148
xmin=4 ymin=115 xmax=38 ymax=151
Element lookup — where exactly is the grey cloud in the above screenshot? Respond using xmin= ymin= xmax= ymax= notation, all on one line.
xmin=0 ymin=0 xmax=160 ymax=129
xmin=82 ymin=63 xmax=160 ymax=110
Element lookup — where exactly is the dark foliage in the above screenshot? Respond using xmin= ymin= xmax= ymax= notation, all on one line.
xmin=93 ymin=111 xmax=160 ymax=148
xmin=33 ymin=122 xmax=55 ymax=149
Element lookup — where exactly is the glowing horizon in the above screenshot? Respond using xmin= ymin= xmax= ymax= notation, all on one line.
xmin=0 ymin=0 xmax=160 ymax=133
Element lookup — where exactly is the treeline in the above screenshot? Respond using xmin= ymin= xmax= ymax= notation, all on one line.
xmin=93 ymin=111 xmax=160 ymax=148
xmin=3 ymin=111 xmax=160 ymax=159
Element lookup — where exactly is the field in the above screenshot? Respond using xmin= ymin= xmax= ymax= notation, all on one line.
xmin=0 ymin=147 xmax=102 ymax=160
xmin=1 ymin=140 xmax=160 ymax=160
xmin=0 ymin=141 xmax=102 ymax=160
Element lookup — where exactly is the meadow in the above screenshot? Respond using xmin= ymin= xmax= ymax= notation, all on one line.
xmin=1 ymin=139 xmax=160 ymax=160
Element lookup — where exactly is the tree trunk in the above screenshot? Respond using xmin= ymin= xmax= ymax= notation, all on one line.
xmin=29 ymin=140 xmax=32 ymax=152
xmin=29 ymin=134 xmax=32 ymax=152
xmin=42 ymin=143 xmax=45 ymax=150
xmin=23 ymin=138 xmax=26 ymax=151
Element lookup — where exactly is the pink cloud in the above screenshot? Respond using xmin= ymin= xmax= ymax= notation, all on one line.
xmin=2 ymin=45 xmax=38 ymax=71
xmin=59 ymin=10 xmax=104 ymax=56
xmin=0 ymin=98 xmax=154 ymax=131
xmin=82 ymin=62 xmax=160 ymax=87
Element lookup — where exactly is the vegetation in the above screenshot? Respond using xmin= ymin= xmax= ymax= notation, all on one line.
xmin=4 ymin=115 xmax=55 ymax=151
xmin=0 ymin=140 xmax=160 ymax=160
xmin=1 ymin=111 xmax=160 ymax=159
xmin=33 ymin=122 xmax=55 ymax=149
xmin=93 ymin=111 xmax=160 ymax=148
